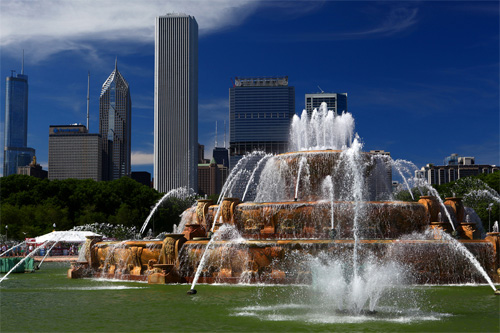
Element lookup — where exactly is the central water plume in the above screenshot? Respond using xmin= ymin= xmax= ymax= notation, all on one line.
xmin=289 ymin=103 xmax=355 ymax=151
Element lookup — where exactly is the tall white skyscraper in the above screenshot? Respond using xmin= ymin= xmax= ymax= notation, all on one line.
xmin=154 ymin=14 xmax=198 ymax=193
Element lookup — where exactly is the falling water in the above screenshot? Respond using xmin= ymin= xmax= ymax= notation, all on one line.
xmin=322 ymin=176 xmax=335 ymax=230
xmin=211 ymin=152 xmax=267 ymax=232
xmin=424 ymin=185 xmax=456 ymax=231
xmin=436 ymin=229 xmax=497 ymax=291
xmin=140 ymin=187 xmax=196 ymax=235
xmin=342 ymin=137 xmax=365 ymax=280
xmin=36 ymin=240 xmax=61 ymax=269
xmin=391 ymin=159 xmax=418 ymax=200
xmin=465 ymin=189 xmax=500 ymax=204
xmin=190 ymin=224 xmax=244 ymax=291
xmin=295 ymin=156 xmax=308 ymax=200
xmin=241 ymin=154 xmax=272 ymax=202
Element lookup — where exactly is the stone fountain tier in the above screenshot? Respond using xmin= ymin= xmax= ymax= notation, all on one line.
xmin=186 ymin=200 xmax=429 ymax=240
xmin=178 ymin=238 xmax=499 ymax=285
xmin=69 ymin=235 xmax=500 ymax=285
xmin=68 ymin=235 xmax=187 ymax=283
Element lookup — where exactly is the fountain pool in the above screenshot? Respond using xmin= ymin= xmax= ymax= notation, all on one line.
xmin=2 ymin=262 xmax=499 ymax=331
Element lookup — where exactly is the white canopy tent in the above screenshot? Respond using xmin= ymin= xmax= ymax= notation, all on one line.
xmin=33 ymin=231 xmax=101 ymax=244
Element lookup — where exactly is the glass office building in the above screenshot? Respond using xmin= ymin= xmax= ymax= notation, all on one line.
xmin=154 ymin=14 xmax=198 ymax=193
xmin=229 ymin=77 xmax=295 ymax=169
xmin=3 ymin=70 xmax=36 ymax=176
xmin=99 ymin=61 xmax=131 ymax=181
xmin=305 ymin=92 xmax=347 ymax=117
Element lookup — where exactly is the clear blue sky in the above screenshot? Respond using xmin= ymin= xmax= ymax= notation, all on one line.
xmin=1 ymin=1 xmax=498 ymax=177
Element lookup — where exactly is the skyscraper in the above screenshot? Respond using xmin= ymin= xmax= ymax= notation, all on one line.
xmin=99 ymin=60 xmax=131 ymax=181
xmin=305 ymin=92 xmax=347 ymax=117
xmin=229 ymin=76 xmax=295 ymax=168
xmin=3 ymin=61 xmax=35 ymax=176
xmin=154 ymin=14 xmax=198 ymax=193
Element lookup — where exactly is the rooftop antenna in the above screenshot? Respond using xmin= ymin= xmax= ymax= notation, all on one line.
xmin=21 ymin=49 xmax=24 ymax=75
xmin=215 ymin=121 xmax=218 ymax=147
xmin=10 ymin=70 xmax=16 ymax=77
xmin=115 ymin=56 xmax=118 ymax=71
xmin=86 ymin=71 xmax=90 ymax=130
xmin=317 ymin=85 xmax=324 ymax=93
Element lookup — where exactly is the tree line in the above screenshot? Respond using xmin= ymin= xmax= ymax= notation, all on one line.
xmin=0 ymin=175 xmax=197 ymax=241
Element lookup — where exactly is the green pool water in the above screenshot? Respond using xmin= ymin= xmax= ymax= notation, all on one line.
xmin=1 ymin=262 xmax=498 ymax=332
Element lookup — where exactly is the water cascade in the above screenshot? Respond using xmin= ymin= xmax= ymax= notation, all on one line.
xmin=321 ymin=176 xmax=335 ymax=232
xmin=294 ymin=156 xmax=308 ymax=200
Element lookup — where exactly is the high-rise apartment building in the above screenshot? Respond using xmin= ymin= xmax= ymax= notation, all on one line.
xmin=154 ymin=14 xmax=198 ymax=193
xmin=99 ymin=60 xmax=131 ymax=181
xmin=416 ymin=154 xmax=499 ymax=185
xmin=3 ymin=65 xmax=36 ymax=176
xmin=305 ymin=92 xmax=347 ymax=117
xmin=48 ymin=125 xmax=102 ymax=181
xmin=229 ymin=76 xmax=295 ymax=169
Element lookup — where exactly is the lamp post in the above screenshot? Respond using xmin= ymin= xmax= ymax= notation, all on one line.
xmin=487 ymin=203 xmax=493 ymax=232
xmin=5 ymin=225 xmax=8 ymax=241
xmin=53 ymin=223 xmax=56 ymax=232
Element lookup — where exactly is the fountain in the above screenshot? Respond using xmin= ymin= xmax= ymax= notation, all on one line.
xmin=68 ymin=103 xmax=500 ymax=302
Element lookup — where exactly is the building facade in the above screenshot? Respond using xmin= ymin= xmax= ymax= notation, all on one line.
xmin=48 ymin=125 xmax=102 ymax=181
xmin=154 ymin=14 xmax=198 ymax=193
xmin=305 ymin=92 xmax=347 ymax=117
xmin=198 ymin=158 xmax=228 ymax=197
xmin=17 ymin=156 xmax=47 ymax=179
xmin=3 ymin=69 xmax=36 ymax=176
xmin=229 ymin=76 xmax=295 ymax=169
xmin=416 ymin=154 xmax=499 ymax=185
xmin=99 ymin=61 xmax=131 ymax=181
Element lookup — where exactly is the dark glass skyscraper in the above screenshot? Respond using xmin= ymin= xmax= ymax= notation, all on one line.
xmin=99 ymin=61 xmax=131 ymax=180
xmin=3 ymin=67 xmax=35 ymax=176
xmin=229 ymin=77 xmax=295 ymax=168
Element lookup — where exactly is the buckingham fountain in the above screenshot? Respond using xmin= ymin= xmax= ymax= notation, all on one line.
xmin=68 ymin=103 xmax=500 ymax=301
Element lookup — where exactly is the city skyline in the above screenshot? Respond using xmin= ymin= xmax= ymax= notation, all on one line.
xmin=0 ymin=1 xmax=498 ymax=178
